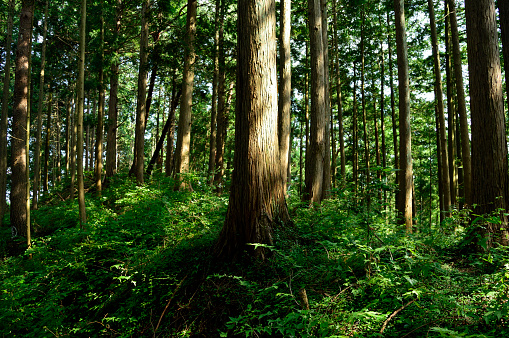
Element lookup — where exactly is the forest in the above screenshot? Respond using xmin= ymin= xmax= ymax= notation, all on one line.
xmin=1 ymin=0 xmax=509 ymax=336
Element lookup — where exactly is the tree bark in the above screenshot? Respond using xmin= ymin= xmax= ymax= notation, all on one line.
xmin=447 ymin=0 xmax=472 ymax=207
xmin=214 ymin=0 xmax=289 ymax=259
xmin=394 ymin=0 xmax=413 ymax=232
xmin=77 ymin=0 xmax=87 ymax=228
xmin=304 ymin=0 xmax=327 ymax=204
xmin=428 ymin=0 xmax=451 ymax=217
xmin=0 ymin=0 xmax=15 ymax=226
xmin=132 ymin=0 xmax=150 ymax=184
xmin=466 ymin=0 xmax=509 ymax=246
xmin=278 ymin=0 xmax=291 ymax=194
xmin=174 ymin=0 xmax=197 ymax=191
xmin=11 ymin=0 xmax=34 ymax=238
xmin=95 ymin=1 xmax=105 ymax=196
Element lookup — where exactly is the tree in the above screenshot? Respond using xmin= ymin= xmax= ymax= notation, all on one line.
xmin=466 ymin=0 xmax=509 ymax=246
xmin=497 ymin=0 xmax=509 ymax=107
xmin=95 ymin=0 xmax=105 ymax=196
xmin=77 ymin=0 xmax=87 ymax=228
xmin=174 ymin=0 xmax=197 ymax=191
xmin=393 ymin=0 xmax=413 ymax=232
xmin=427 ymin=0 xmax=451 ymax=217
xmin=132 ymin=0 xmax=150 ymax=184
xmin=0 ymin=0 xmax=15 ymax=226
xmin=214 ymin=0 xmax=290 ymax=259
xmin=278 ymin=0 xmax=291 ymax=193
xmin=11 ymin=0 xmax=34 ymax=238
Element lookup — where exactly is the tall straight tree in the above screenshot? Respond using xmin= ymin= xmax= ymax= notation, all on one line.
xmin=105 ymin=0 xmax=121 ymax=179
xmin=393 ymin=0 xmax=413 ymax=232
xmin=278 ymin=0 xmax=291 ymax=192
xmin=174 ymin=0 xmax=197 ymax=191
xmin=76 ymin=0 xmax=87 ymax=228
xmin=95 ymin=0 xmax=105 ymax=196
xmin=132 ymin=0 xmax=150 ymax=184
xmin=427 ymin=0 xmax=451 ymax=217
xmin=0 ymin=0 xmax=15 ymax=226
xmin=466 ymin=0 xmax=509 ymax=246
xmin=497 ymin=1 xmax=509 ymax=107
xmin=447 ymin=0 xmax=471 ymax=207
xmin=11 ymin=0 xmax=34 ymax=238
xmin=214 ymin=0 xmax=289 ymax=259
xmin=304 ymin=0 xmax=327 ymax=204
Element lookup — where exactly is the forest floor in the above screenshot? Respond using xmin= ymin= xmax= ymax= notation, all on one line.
xmin=1 ymin=172 xmax=508 ymax=337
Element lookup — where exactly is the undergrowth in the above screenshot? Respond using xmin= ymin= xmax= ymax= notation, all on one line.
xmin=0 ymin=172 xmax=508 ymax=337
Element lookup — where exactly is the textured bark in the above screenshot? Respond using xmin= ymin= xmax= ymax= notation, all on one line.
xmin=304 ymin=0 xmax=327 ymax=204
xmin=174 ymin=0 xmax=197 ymax=191
xmin=95 ymin=2 xmax=105 ymax=196
xmin=11 ymin=0 xmax=34 ymax=237
xmin=77 ymin=0 xmax=87 ymax=227
xmin=214 ymin=0 xmax=289 ymax=259
xmin=394 ymin=0 xmax=413 ymax=232
xmin=428 ymin=0 xmax=451 ymax=217
xmin=466 ymin=0 xmax=509 ymax=246
xmin=105 ymin=0 xmax=121 ymax=178
xmin=133 ymin=0 xmax=150 ymax=184
xmin=208 ymin=0 xmax=221 ymax=184
xmin=320 ymin=0 xmax=331 ymax=200
xmin=447 ymin=0 xmax=472 ymax=207
xmin=0 ymin=0 xmax=15 ymax=226
xmin=278 ymin=0 xmax=291 ymax=193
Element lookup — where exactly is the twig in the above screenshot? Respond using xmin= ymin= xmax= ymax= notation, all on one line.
xmin=380 ymin=299 xmax=416 ymax=334
xmin=153 ymin=275 xmax=188 ymax=337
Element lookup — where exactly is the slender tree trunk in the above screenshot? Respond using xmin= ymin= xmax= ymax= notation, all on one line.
xmin=279 ymin=0 xmax=291 ymax=193
xmin=105 ymin=0 xmax=121 ymax=179
xmin=466 ymin=0 xmax=509 ymax=246
xmin=214 ymin=0 xmax=289 ymax=259
xmin=208 ymin=0 xmax=221 ymax=184
xmin=0 ymin=0 xmax=15 ymax=226
xmin=321 ymin=0 xmax=331 ymax=200
xmin=95 ymin=2 xmax=105 ymax=196
xmin=499 ymin=0 xmax=509 ymax=107
xmin=174 ymin=0 xmax=197 ymax=191
xmin=332 ymin=0 xmax=345 ymax=185
xmin=213 ymin=81 xmax=234 ymax=191
xmin=11 ymin=0 xmax=34 ymax=238
xmin=77 ymin=0 xmax=87 ymax=228
xmin=428 ymin=0 xmax=451 ymax=217
xmin=70 ymin=95 xmax=76 ymax=199
xmin=65 ymin=98 xmax=71 ymax=178
xmin=353 ymin=68 xmax=359 ymax=196
xmin=394 ymin=0 xmax=413 ymax=232
xmin=32 ymin=0 xmax=48 ymax=210
xmin=132 ymin=0 xmax=150 ymax=184
xmin=43 ymin=94 xmax=52 ymax=193
xmin=166 ymin=73 xmax=177 ymax=177
xmin=361 ymin=12 xmax=370 ymax=192
xmin=305 ymin=0 xmax=327 ymax=204
xmin=447 ymin=0 xmax=472 ymax=207
xmin=56 ymin=100 xmax=61 ymax=182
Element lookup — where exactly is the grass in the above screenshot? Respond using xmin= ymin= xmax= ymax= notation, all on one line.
xmin=0 ymin=171 xmax=508 ymax=337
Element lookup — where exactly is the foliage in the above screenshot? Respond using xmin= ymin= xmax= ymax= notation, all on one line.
xmin=1 ymin=173 xmax=508 ymax=337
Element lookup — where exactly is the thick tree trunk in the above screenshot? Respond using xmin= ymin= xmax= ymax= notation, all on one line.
xmin=174 ymin=0 xmax=197 ymax=191
xmin=466 ymin=0 xmax=509 ymax=246
xmin=214 ymin=0 xmax=289 ymax=260
xmin=0 ymin=0 xmax=15 ymax=226
xmin=305 ymin=0 xmax=327 ymax=204
xmin=447 ymin=0 xmax=472 ymax=207
xmin=279 ymin=0 xmax=291 ymax=194
xmin=11 ymin=0 xmax=34 ymax=238
xmin=132 ymin=0 xmax=150 ymax=184
xmin=428 ymin=0 xmax=451 ymax=217
xmin=77 ymin=0 xmax=87 ymax=228
xmin=394 ymin=0 xmax=413 ymax=232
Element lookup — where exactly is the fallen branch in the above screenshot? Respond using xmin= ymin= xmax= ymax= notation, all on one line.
xmin=380 ymin=299 xmax=416 ymax=334
xmin=154 ymin=274 xmax=187 ymax=337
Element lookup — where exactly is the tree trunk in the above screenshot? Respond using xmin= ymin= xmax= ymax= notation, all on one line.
xmin=353 ymin=68 xmax=359 ymax=196
xmin=77 ymin=0 xmax=87 ymax=228
xmin=448 ymin=0 xmax=472 ymax=207
xmin=321 ymin=0 xmax=331 ymax=200
xmin=43 ymin=94 xmax=52 ymax=193
xmin=428 ymin=0 xmax=451 ymax=217
xmin=65 ymin=98 xmax=71 ymax=178
xmin=174 ymin=0 xmax=197 ymax=191
xmin=278 ymin=0 xmax=291 ymax=194
xmin=214 ymin=0 xmax=289 ymax=260
xmin=56 ymin=100 xmax=61 ymax=182
xmin=95 ymin=2 xmax=105 ymax=196
xmin=499 ymin=0 xmax=509 ymax=108
xmin=361 ymin=12 xmax=370 ymax=192
xmin=394 ymin=0 xmax=413 ymax=232
xmin=165 ymin=73 xmax=177 ymax=177
xmin=304 ymin=0 xmax=327 ymax=204
xmin=132 ymin=0 xmax=150 ymax=184
xmin=11 ymin=0 xmax=34 ymax=238
xmin=0 ymin=0 xmax=15 ymax=226
xmin=213 ymin=81 xmax=234 ymax=191
xmin=466 ymin=0 xmax=509 ymax=246
xmin=70 ymin=95 xmax=76 ymax=199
